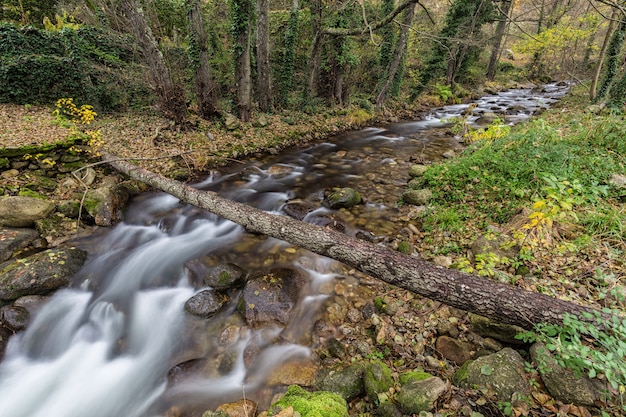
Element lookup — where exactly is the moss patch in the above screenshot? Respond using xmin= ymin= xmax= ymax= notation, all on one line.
xmin=268 ymin=385 xmax=348 ymax=417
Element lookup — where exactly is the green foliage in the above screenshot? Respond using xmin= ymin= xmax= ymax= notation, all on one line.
xmin=0 ymin=23 xmax=149 ymax=110
xmin=414 ymin=107 xmax=626 ymax=224
xmin=414 ymin=0 xmax=495 ymax=94
xmin=517 ymin=310 xmax=626 ymax=408
xmin=0 ymin=0 xmax=59 ymax=26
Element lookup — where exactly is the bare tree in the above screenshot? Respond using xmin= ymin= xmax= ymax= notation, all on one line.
xmin=120 ymin=0 xmax=186 ymax=124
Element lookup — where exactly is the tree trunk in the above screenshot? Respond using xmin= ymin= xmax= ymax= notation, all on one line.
xmin=279 ymin=0 xmax=300 ymax=107
xmin=306 ymin=0 xmax=323 ymax=99
xmin=375 ymin=3 xmax=416 ymax=106
xmin=256 ymin=0 xmax=272 ymax=112
xmin=187 ymin=0 xmax=219 ymax=120
xmin=103 ymin=153 xmax=606 ymax=330
xmin=232 ymin=0 xmax=253 ymax=122
xmin=591 ymin=9 xmax=619 ymax=101
xmin=120 ymin=0 xmax=186 ymax=124
xmin=486 ymin=0 xmax=513 ymax=81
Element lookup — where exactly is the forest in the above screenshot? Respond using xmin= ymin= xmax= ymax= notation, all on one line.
xmin=1 ymin=0 xmax=625 ymax=121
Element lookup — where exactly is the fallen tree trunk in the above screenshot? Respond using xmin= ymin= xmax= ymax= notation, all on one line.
xmin=104 ymin=154 xmax=603 ymax=329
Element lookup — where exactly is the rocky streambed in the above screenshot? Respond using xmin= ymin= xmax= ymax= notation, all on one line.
xmin=0 ymin=82 xmax=615 ymax=417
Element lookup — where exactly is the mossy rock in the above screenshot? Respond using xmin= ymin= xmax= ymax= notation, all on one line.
xmin=268 ymin=385 xmax=348 ymax=417
xmin=316 ymin=363 xmax=365 ymax=401
xmin=323 ymin=187 xmax=362 ymax=209
xmin=18 ymin=189 xmax=46 ymax=199
xmin=399 ymin=370 xmax=433 ymax=386
xmin=364 ymin=360 xmax=394 ymax=400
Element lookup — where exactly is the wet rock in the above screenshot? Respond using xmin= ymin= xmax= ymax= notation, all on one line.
xmin=435 ymin=336 xmax=474 ymax=365
xmin=469 ymin=313 xmax=526 ymax=345
xmin=224 ymin=114 xmax=240 ymax=131
xmin=0 ymin=247 xmax=87 ymax=301
xmin=184 ymin=290 xmax=229 ymax=318
xmin=454 ymin=348 xmax=529 ymax=402
xmin=530 ymin=343 xmax=598 ymax=406
xmin=283 ymin=201 xmax=317 ymax=220
xmin=268 ymin=385 xmax=348 ymax=417
xmin=241 ymin=267 xmax=305 ymax=328
xmin=268 ymin=361 xmax=318 ymax=386
xmin=0 ymin=196 xmax=56 ymax=227
xmin=307 ymin=212 xmax=347 ymax=233
xmin=0 ymin=326 xmax=11 ymax=360
xmin=85 ymin=183 xmax=129 ymax=226
xmin=13 ymin=294 xmax=48 ymax=314
xmin=0 ymin=305 xmax=29 ymax=331
xmin=396 ymin=377 xmax=448 ymax=414
xmin=216 ymin=399 xmax=257 ymax=417
xmin=0 ymin=227 xmax=41 ymax=262
xmin=402 ymin=189 xmax=432 ymax=206
xmin=204 ymin=263 xmax=247 ymax=290
xmin=327 ymin=337 xmax=347 ymax=359
xmin=364 ymin=360 xmax=393 ymax=400
xmin=323 ymin=188 xmax=362 ymax=209
xmin=316 ymin=363 xmax=365 ymax=401
xmin=408 ymin=164 xmax=429 ymax=178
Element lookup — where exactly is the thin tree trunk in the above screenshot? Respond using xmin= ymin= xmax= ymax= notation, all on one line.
xmin=120 ymin=0 xmax=186 ymax=124
xmin=375 ymin=3 xmax=416 ymax=106
xmin=104 ymin=153 xmax=607 ymax=330
xmin=256 ymin=0 xmax=272 ymax=112
xmin=232 ymin=0 xmax=253 ymax=122
xmin=591 ymin=9 xmax=619 ymax=101
xmin=486 ymin=0 xmax=513 ymax=81
xmin=187 ymin=0 xmax=219 ymax=120
xmin=279 ymin=0 xmax=300 ymax=107
xmin=306 ymin=0 xmax=323 ymax=98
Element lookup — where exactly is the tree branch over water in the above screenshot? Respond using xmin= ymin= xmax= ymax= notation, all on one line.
xmin=104 ymin=153 xmax=607 ymax=330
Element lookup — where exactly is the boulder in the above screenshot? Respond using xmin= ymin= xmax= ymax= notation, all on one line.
xmin=323 ymin=188 xmax=362 ymax=209
xmin=0 ymin=305 xmax=29 ymax=331
xmin=0 ymin=247 xmax=87 ymax=301
xmin=316 ymin=364 xmax=365 ymax=401
xmin=204 ymin=263 xmax=247 ymax=290
xmin=402 ymin=189 xmax=432 ymax=206
xmin=469 ymin=313 xmax=526 ymax=345
xmin=530 ymin=343 xmax=598 ymax=406
xmin=184 ymin=290 xmax=229 ymax=318
xmin=435 ymin=335 xmax=474 ymax=365
xmin=454 ymin=347 xmax=529 ymax=402
xmin=0 ymin=196 xmax=56 ymax=227
xmin=224 ymin=114 xmax=240 ymax=131
xmin=241 ymin=268 xmax=305 ymax=328
xmin=364 ymin=360 xmax=393 ymax=400
xmin=0 ymin=227 xmax=41 ymax=262
xmin=85 ymin=183 xmax=129 ymax=226
xmin=396 ymin=377 xmax=448 ymax=414
xmin=408 ymin=164 xmax=429 ymax=178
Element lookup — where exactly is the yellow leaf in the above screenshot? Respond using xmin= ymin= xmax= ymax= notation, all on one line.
xmin=533 ymin=200 xmax=546 ymax=209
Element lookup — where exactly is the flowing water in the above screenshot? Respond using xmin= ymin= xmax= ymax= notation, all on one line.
xmin=0 ymin=84 xmax=569 ymax=416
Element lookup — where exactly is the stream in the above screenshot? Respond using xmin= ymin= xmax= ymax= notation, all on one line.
xmin=0 ymin=83 xmax=569 ymax=417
